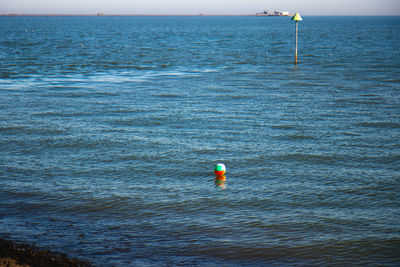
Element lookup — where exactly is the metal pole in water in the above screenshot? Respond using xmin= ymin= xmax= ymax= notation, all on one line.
xmin=291 ymin=12 xmax=303 ymax=65
xmin=295 ymin=20 xmax=298 ymax=65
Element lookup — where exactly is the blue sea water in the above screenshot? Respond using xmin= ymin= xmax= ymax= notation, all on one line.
xmin=0 ymin=15 xmax=400 ymax=266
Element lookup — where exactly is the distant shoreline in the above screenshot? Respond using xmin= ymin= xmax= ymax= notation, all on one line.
xmin=1 ymin=13 xmax=399 ymax=17
xmin=1 ymin=13 xmax=255 ymax=17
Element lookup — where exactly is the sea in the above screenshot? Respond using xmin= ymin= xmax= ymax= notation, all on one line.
xmin=0 ymin=15 xmax=399 ymax=266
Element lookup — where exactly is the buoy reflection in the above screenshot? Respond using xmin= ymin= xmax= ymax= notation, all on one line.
xmin=215 ymin=174 xmax=227 ymax=189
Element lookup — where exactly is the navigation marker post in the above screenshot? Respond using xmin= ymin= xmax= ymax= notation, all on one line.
xmin=291 ymin=12 xmax=303 ymax=65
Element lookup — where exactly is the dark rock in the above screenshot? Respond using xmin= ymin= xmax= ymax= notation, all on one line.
xmin=0 ymin=238 xmax=91 ymax=267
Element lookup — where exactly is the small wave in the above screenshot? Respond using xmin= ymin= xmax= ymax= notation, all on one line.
xmin=0 ymin=125 xmax=66 ymax=135
xmin=43 ymin=137 xmax=114 ymax=149
xmin=0 ymin=125 xmax=27 ymax=133
xmin=111 ymin=117 xmax=166 ymax=127
xmin=334 ymin=97 xmax=385 ymax=105
xmin=0 ymin=66 xmax=220 ymax=87
xmin=270 ymin=125 xmax=298 ymax=130
xmin=279 ymin=134 xmax=316 ymax=140
xmin=230 ymin=94 xmax=254 ymax=100
xmin=342 ymin=132 xmax=361 ymax=136
xmin=272 ymin=153 xmax=342 ymax=165
xmin=358 ymin=121 xmax=400 ymax=129
xmin=33 ymin=111 xmax=89 ymax=118
xmin=153 ymin=93 xmax=184 ymax=98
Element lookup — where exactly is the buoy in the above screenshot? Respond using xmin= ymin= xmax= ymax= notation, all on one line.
xmin=214 ymin=163 xmax=226 ymax=176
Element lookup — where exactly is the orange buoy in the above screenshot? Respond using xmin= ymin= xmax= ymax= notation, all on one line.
xmin=214 ymin=163 xmax=226 ymax=176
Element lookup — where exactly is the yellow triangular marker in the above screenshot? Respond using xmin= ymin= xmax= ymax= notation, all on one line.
xmin=291 ymin=12 xmax=303 ymax=21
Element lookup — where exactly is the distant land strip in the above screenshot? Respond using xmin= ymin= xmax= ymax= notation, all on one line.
xmin=0 ymin=13 xmax=287 ymax=17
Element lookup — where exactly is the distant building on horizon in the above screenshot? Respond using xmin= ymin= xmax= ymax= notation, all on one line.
xmin=255 ymin=10 xmax=290 ymax=16
xmin=274 ymin=11 xmax=290 ymax=16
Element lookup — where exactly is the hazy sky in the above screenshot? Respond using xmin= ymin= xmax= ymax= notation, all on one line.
xmin=1 ymin=0 xmax=400 ymax=15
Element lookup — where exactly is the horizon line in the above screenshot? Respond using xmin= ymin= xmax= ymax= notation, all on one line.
xmin=1 ymin=13 xmax=399 ymax=17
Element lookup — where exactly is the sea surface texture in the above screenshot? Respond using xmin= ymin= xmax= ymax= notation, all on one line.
xmin=0 ymin=16 xmax=399 ymax=266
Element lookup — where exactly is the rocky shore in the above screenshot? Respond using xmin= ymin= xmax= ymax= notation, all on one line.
xmin=0 ymin=239 xmax=90 ymax=267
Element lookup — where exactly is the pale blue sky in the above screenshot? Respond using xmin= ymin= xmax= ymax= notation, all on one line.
xmin=1 ymin=0 xmax=400 ymax=15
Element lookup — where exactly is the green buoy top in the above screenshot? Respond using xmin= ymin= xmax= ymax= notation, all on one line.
xmin=291 ymin=12 xmax=303 ymax=21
